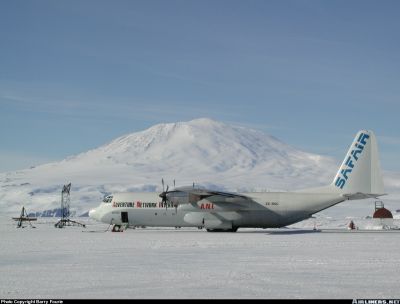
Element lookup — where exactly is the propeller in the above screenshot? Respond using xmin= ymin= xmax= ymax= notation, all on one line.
xmin=159 ymin=178 xmax=180 ymax=213
xmin=159 ymin=178 xmax=169 ymax=210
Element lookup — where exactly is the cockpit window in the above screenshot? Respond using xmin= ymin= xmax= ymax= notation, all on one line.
xmin=102 ymin=195 xmax=113 ymax=203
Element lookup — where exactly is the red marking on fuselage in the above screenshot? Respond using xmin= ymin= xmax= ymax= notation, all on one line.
xmin=200 ymin=203 xmax=214 ymax=209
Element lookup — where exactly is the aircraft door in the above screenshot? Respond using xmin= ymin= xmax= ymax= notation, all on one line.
xmin=121 ymin=211 xmax=129 ymax=223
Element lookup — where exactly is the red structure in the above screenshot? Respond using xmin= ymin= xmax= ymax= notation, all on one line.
xmin=373 ymin=207 xmax=393 ymax=219
xmin=373 ymin=201 xmax=393 ymax=219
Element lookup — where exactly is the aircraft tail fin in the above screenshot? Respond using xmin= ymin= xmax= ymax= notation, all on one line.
xmin=332 ymin=130 xmax=385 ymax=196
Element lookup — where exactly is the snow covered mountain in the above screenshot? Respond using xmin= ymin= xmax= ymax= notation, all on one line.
xmin=1 ymin=118 xmax=398 ymax=216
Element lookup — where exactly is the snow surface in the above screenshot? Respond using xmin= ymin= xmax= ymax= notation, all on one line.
xmin=1 ymin=118 xmax=399 ymax=217
xmin=1 ymin=216 xmax=399 ymax=299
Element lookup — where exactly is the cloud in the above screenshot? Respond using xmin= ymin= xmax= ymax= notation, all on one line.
xmin=0 ymin=151 xmax=58 ymax=173
xmin=379 ymin=136 xmax=400 ymax=146
xmin=0 ymin=84 xmax=250 ymax=123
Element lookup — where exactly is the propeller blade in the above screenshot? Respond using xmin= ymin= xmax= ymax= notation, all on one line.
xmin=165 ymin=185 xmax=169 ymax=210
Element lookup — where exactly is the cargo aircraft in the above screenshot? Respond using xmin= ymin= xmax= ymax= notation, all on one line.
xmin=89 ymin=130 xmax=385 ymax=232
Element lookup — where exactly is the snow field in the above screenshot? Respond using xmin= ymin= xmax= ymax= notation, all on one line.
xmin=1 ymin=217 xmax=399 ymax=299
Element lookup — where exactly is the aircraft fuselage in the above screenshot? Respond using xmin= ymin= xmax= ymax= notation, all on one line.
xmin=89 ymin=191 xmax=345 ymax=230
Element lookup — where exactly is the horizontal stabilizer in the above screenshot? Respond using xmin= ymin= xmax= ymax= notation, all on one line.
xmin=342 ymin=193 xmax=386 ymax=200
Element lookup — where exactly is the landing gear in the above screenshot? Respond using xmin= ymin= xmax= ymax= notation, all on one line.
xmin=206 ymin=227 xmax=239 ymax=232
xmin=112 ymin=224 xmax=123 ymax=232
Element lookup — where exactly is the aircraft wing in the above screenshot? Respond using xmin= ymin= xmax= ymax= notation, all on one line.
xmin=168 ymin=186 xmax=252 ymax=207
xmin=177 ymin=186 xmax=248 ymax=199
xmin=192 ymin=190 xmax=249 ymax=200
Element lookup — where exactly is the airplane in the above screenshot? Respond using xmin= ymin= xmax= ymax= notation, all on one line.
xmin=89 ymin=130 xmax=385 ymax=232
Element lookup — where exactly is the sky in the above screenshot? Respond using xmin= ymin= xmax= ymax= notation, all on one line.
xmin=1 ymin=0 xmax=399 ymax=172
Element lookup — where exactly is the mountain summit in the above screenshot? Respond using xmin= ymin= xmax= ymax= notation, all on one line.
xmin=71 ymin=117 xmax=334 ymax=178
xmin=0 ymin=118 xmax=337 ymax=214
